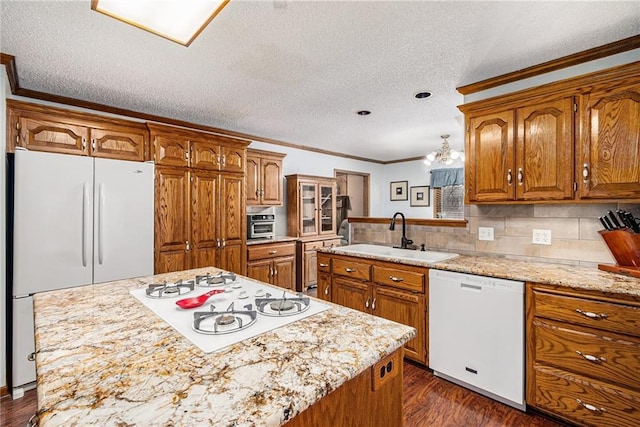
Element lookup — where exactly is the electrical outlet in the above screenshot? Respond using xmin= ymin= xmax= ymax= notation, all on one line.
xmin=478 ymin=227 xmax=494 ymax=241
xmin=532 ymin=229 xmax=552 ymax=245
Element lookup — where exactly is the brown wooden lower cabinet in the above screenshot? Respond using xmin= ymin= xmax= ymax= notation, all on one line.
xmin=318 ymin=252 xmax=427 ymax=365
xmin=527 ymin=283 xmax=640 ymax=427
xmin=285 ymin=348 xmax=404 ymax=427
xmin=246 ymin=241 xmax=296 ymax=291
xmin=296 ymin=236 xmax=341 ymax=291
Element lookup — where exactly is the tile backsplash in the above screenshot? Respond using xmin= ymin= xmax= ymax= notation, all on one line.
xmin=351 ymin=203 xmax=640 ymax=267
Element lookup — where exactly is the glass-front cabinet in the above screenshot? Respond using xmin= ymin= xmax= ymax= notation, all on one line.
xmin=286 ymin=175 xmax=337 ymax=237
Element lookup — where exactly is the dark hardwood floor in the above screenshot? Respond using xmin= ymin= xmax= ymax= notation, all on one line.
xmin=1 ymin=363 xmax=567 ymax=427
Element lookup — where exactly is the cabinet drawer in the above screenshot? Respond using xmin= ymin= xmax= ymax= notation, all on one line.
xmin=323 ymin=238 xmax=341 ymax=248
xmin=532 ymin=366 xmax=640 ymax=427
xmin=532 ymin=290 xmax=640 ymax=337
xmin=373 ymin=266 xmax=424 ymax=293
xmin=533 ymin=319 xmax=640 ymax=391
xmin=317 ymin=254 xmax=331 ymax=273
xmin=332 ymin=258 xmax=371 ymax=281
xmin=303 ymin=241 xmax=323 ymax=251
xmin=247 ymin=243 xmax=295 ymax=261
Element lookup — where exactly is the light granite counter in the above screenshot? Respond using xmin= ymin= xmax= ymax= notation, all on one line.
xmin=32 ymin=267 xmax=415 ymax=426
xmin=246 ymin=236 xmax=298 ymax=246
xmin=322 ymin=246 xmax=640 ymax=298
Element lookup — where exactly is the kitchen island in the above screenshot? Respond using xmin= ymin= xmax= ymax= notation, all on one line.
xmin=31 ymin=267 xmax=415 ymax=426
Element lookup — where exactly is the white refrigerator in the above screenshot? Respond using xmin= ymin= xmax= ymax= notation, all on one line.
xmin=11 ymin=149 xmax=154 ymax=393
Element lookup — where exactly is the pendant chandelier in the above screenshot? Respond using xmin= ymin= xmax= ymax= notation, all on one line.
xmin=424 ymin=134 xmax=464 ymax=166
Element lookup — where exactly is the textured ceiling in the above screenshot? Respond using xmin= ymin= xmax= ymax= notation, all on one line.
xmin=1 ymin=1 xmax=639 ymax=162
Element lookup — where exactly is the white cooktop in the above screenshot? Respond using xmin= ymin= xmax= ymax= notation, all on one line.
xmin=131 ymin=277 xmax=329 ymax=353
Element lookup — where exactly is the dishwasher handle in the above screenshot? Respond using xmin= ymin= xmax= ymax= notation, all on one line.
xmin=460 ymin=282 xmax=482 ymax=291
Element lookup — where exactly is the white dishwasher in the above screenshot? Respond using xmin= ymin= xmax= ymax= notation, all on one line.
xmin=429 ymin=269 xmax=525 ymax=410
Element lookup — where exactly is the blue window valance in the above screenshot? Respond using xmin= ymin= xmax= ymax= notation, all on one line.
xmin=430 ymin=168 xmax=464 ymax=188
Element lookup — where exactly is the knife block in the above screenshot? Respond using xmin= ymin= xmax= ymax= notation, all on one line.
xmin=598 ymin=229 xmax=640 ymax=278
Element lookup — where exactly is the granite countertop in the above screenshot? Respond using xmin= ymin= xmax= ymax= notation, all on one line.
xmin=33 ymin=268 xmax=415 ymax=427
xmin=322 ymin=247 xmax=640 ymax=298
xmin=247 ymin=236 xmax=298 ymax=245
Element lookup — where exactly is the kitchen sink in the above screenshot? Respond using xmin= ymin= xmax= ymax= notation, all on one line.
xmin=333 ymin=244 xmax=458 ymax=263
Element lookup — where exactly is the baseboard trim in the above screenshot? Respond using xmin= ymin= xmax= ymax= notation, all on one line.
xmin=0 ymin=385 xmax=8 ymax=398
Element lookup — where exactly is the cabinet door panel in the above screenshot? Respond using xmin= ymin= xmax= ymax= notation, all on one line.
xmin=374 ymin=287 xmax=426 ymax=363
xmin=304 ymin=249 xmax=318 ymax=289
xmin=466 ymin=111 xmax=515 ymax=202
xmin=333 ymin=278 xmax=370 ymax=313
xmin=156 ymin=249 xmax=188 ymax=274
xmin=579 ymin=86 xmax=640 ymax=199
xmin=20 ymin=116 xmax=89 ymax=155
xmin=220 ymin=243 xmax=243 ymax=275
xmin=220 ymin=175 xmax=245 ymax=242
xmin=191 ymin=141 xmax=220 ymax=170
xmin=246 ymin=155 xmax=260 ymax=205
xmin=317 ymin=272 xmax=332 ymax=302
xmin=154 ymin=135 xmax=189 ymax=167
xmin=91 ymin=127 xmax=146 ymax=161
xmin=261 ymin=158 xmax=283 ymax=205
xmin=191 ymin=170 xmax=219 ymax=268
xmin=516 ymin=97 xmax=574 ymax=200
xmin=191 ymin=171 xmax=218 ymax=244
xmin=247 ymin=260 xmax=272 ymax=284
xmin=155 ymin=167 xmax=190 ymax=252
xmin=273 ymin=256 xmax=295 ymax=291
xmin=220 ymin=145 xmax=245 ymax=173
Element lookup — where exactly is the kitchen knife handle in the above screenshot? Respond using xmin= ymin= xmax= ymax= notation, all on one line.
xmin=599 ymin=217 xmax=610 ymax=230
xmin=602 ymin=216 xmax=614 ymax=231
xmin=607 ymin=211 xmax=621 ymax=229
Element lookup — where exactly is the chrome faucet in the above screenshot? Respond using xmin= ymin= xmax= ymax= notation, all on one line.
xmin=389 ymin=212 xmax=413 ymax=249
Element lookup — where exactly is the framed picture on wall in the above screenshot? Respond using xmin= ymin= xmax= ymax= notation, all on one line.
xmin=390 ymin=181 xmax=408 ymax=201
xmin=410 ymin=185 xmax=430 ymax=207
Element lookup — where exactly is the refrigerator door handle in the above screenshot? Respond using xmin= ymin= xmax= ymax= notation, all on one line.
xmin=98 ymin=183 xmax=105 ymax=265
xmin=82 ymin=182 xmax=90 ymax=267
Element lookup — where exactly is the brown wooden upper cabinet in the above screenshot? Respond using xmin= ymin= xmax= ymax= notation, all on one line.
xmin=460 ymin=61 xmax=640 ymax=203
xmin=149 ymin=123 xmax=246 ymax=173
xmin=246 ymin=148 xmax=286 ymax=206
xmin=286 ymin=174 xmax=337 ymax=237
xmin=8 ymin=99 xmax=148 ymax=161
xmin=465 ymin=97 xmax=574 ymax=202
xmin=577 ymin=82 xmax=640 ymax=199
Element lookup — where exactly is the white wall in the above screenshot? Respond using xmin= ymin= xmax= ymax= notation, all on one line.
xmin=1 ymin=64 xmax=8 ymax=390
xmin=380 ymin=159 xmax=436 ymax=219
xmin=247 ymin=141 xmax=386 ymax=236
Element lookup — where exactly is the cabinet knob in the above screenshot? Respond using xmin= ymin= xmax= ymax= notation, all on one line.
xmin=371 ymin=298 xmax=376 ymax=311
xmin=575 ymin=308 xmax=607 ymax=319
xmin=324 ymin=287 xmax=329 ymax=295
xmin=507 ymin=169 xmax=513 ymax=186
xmin=575 ymin=350 xmax=606 ymax=363
xmin=582 ymin=163 xmax=590 ymax=185
xmin=365 ymin=296 xmax=370 ymax=309
xmin=389 ymin=276 xmax=404 ymax=282
xmin=185 ymin=240 xmax=190 ymax=251
xmin=319 ymin=263 xmax=329 ymax=267
xmin=517 ymin=167 xmax=523 ymax=186
xmin=345 ymin=267 xmax=355 ymax=273
xmin=576 ymin=399 xmax=606 ymax=413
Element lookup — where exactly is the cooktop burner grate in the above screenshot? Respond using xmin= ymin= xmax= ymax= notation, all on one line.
xmin=145 ymin=280 xmax=195 ymax=298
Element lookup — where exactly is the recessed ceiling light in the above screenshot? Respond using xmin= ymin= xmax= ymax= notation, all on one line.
xmin=357 ymin=110 xmax=371 ymax=116
xmin=415 ymin=91 xmax=432 ymax=99
xmin=91 ymin=0 xmax=230 ymax=46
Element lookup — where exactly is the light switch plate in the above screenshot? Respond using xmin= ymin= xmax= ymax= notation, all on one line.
xmin=532 ymin=229 xmax=552 ymax=245
xmin=478 ymin=227 xmax=494 ymax=241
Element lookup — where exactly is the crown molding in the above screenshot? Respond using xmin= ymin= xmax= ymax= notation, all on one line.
xmin=457 ymin=34 xmax=640 ymax=95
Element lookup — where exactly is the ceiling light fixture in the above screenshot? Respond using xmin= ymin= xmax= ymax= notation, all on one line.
xmin=424 ymin=134 xmax=464 ymax=166
xmin=91 ymin=0 xmax=231 ymax=46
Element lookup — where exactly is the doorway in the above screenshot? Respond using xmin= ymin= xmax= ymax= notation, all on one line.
xmin=334 ymin=169 xmax=370 ymax=230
